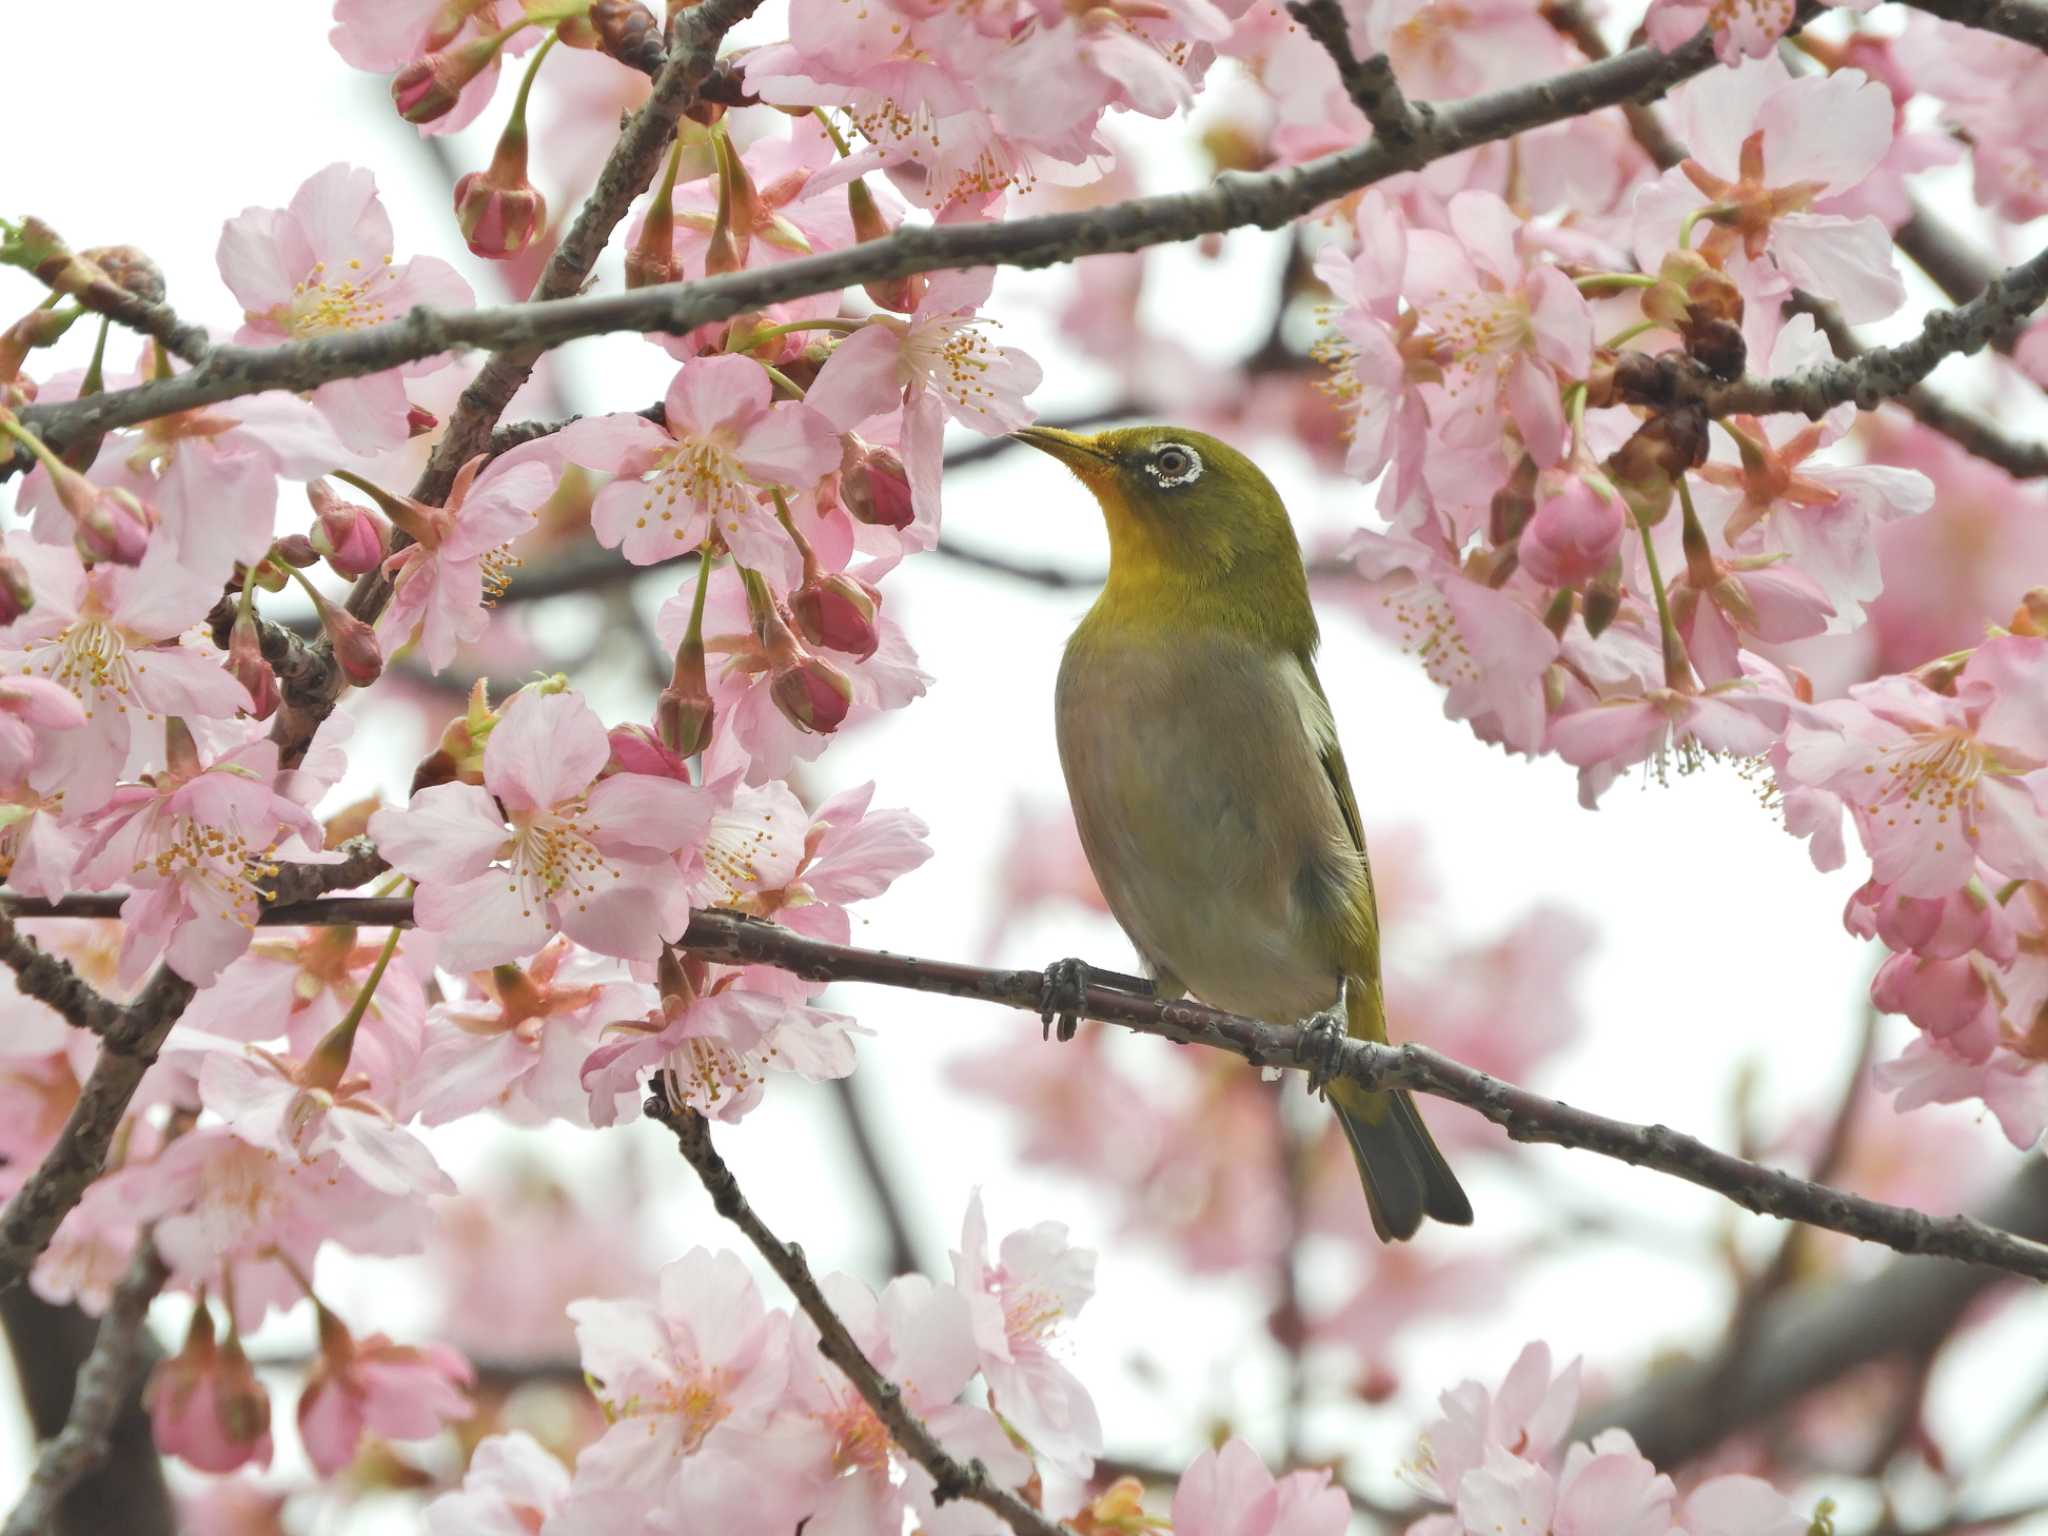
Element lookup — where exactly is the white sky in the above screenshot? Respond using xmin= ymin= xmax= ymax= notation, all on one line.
xmin=3 ymin=3 xmax=2045 ymax=1531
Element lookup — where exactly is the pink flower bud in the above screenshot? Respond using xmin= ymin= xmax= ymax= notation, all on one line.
xmin=846 ymin=179 xmax=923 ymax=313
xmin=454 ymin=131 xmax=547 ymax=260
xmin=145 ymin=1309 xmax=274 ymax=1475
xmin=49 ymin=462 xmax=153 ymax=565
xmin=406 ymin=403 xmax=440 ymax=438
xmin=324 ymin=604 xmax=384 ymax=688
xmin=273 ymin=533 xmax=320 ymax=568
xmin=0 ymin=552 xmax=32 ymax=624
xmin=790 ymin=569 xmax=882 ymax=659
xmin=770 ymin=651 xmax=854 ymax=734
xmin=606 ymin=722 xmax=693 ymax=782
xmin=390 ymin=34 xmax=502 ymax=124
xmin=657 ymin=632 xmax=716 ymax=757
xmin=1519 ymin=474 xmax=1625 ymax=589
xmin=840 ymin=441 xmax=914 ymax=531
xmin=227 ymin=611 xmax=280 ymax=721
xmin=308 ymin=482 xmax=392 ymax=578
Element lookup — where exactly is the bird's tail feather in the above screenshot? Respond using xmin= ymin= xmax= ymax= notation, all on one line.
xmin=1333 ymin=1089 xmax=1472 ymax=1242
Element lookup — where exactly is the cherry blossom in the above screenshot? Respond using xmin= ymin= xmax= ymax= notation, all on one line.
xmin=1173 ymin=1438 xmax=1350 ymax=1536
xmin=952 ymin=1190 xmax=1102 ymax=1475
xmin=217 ymin=163 xmax=474 ymax=452
xmin=424 ymin=1430 xmax=571 ymax=1536
xmin=572 ymin=354 xmax=841 ymax=571
xmin=1410 ymin=1340 xmax=1582 ymax=1506
xmin=371 ymin=689 xmax=713 ymax=970
xmin=0 ymin=538 xmax=251 ymax=815
xmin=554 ymin=1248 xmax=814 ymax=1536
xmin=74 ymin=732 xmax=324 ymax=988
xmin=373 ymin=449 xmax=555 ymax=671
xmin=146 ymin=1306 xmax=274 ymax=1474
xmin=297 ymin=1305 xmax=474 ymax=1477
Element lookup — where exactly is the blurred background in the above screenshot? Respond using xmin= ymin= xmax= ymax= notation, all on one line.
xmin=3 ymin=3 xmax=2046 ymax=1533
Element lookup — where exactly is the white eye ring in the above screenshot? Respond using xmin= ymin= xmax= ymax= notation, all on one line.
xmin=1144 ymin=442 xmax=1203 ymax=489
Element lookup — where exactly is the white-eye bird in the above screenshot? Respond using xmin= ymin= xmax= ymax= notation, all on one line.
xmin=1015 ymin=423 xmax=1471 ymax=1242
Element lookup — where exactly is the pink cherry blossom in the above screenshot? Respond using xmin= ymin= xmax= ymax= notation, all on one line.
xmin=784 ymin=1271 xmax=1032 ymax=1536
xmin=370 ymin=689 xmax=713 ymax=970
xmin=75 ymin=734 xmax=324 ymax=988
xmin=217 ymin=163 xmax=474 ymax=452
xmin=297 ymin=1306 xmax=474 ymax=1477
xmin=951 ymin=1190 xmax=1102 ymax=1476
xmin=578 ymin=967 xmax=862 ymax=1126
xmin=0 ymin=675 xmax=85 ymax=780
xmin=1440 ymin=1432 xmax=1675 ymax=1536
xmin=1519 ymin=471 xmax=1625 ymax=589
xmin=197 ymin=1044 xmax=455 ymax=1198
xmin=1401 ymin=190 xmax=1594 ymax=471
xmin=1410 ymin=1341 xmax=1582 ymax=1506
xmin=1173 ymin=1438 xmax=1350 ymax=1536
xmin=1345 ymin=524 xmax=1561 ymax=756
xmin=1549 ymin=675 xmax=1791 ymax=807
xmin=409 ymin=938 xmax=651 ymax=1126
xmin=0 ymin=538 xmax=252 ymax=815
xmin=116 ymin=1128 xmax=431 ymax=1330
xmin=1633 ymin=57 xmax=1903 ymax=322
xmin=572 ymin=354 xmax=841 ymax=571
xmin=806 ymin=269 xmax=1043 ymax=453
xmin=1679 ymin=1474 xmax=1810 ymax=1536
xmin=1646 ymin=0 xmax=1874 ymax=64
xmin=1874 ymin=1034 xmax=2048 ymax=1151
xmin=424 ymin=1431 xmax=571 ymax=1536
xmin=1782 ymin=638 xmax=2048 ymax=899
xmin=376 ymin=450 xmax=554 ymax=672
xmin=554 ymin=1248 xmax=815 ymax=1536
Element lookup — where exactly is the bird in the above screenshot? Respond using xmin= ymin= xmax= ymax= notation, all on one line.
xmin=1012 ymin=422 xmax=1472 ymax=1242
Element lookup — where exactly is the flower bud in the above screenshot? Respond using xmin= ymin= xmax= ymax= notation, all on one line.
xmin=846 ymin=179 xmax=923 ymax=313
xmin=1487 ymin=453 xmax=1538 ymax=548
xmin=840 ymin=440 xmax=914 ymax=530
xmin=48 ymin=461 xmax=153 ymax=565
xmin=0 ymin=552 xmax=33 ymax=623
xmin=1582 ymin=566 xmax=1623 ymax=638
xmin=391 ymin=33 xmax=503 ymax=124
xmin=606 ymin=722 xmax=693 ymax=782
xmin=272 ymin=533 xmax=321 ymax=569
xmin=657 ymin=630 xmax=716 ymax=757
xmin=454 ymin=125 xmax=547 ymax=260
xmin=309 ymin=482 xmax=391 ymax=578
xmin=770 ymin=651 xmax=854 ymax=734
xmin=406 ymin=403 xmax=440 ymax=438
xmin=227 ymin=610 xmax=280 ymax=721
xmin=790 ymin=569 xmax=881 ymax=659
xmin=1518 ymin=472 xmax=1625 ymax=589
xmin=2011 ymin=586 xmax=2048 ymax=637
xmin=79 ymin=243 xmax=166 ymax=304
xmin=324 ymin=603 xmax=385 ymax=688
xmin=1686 ymin=317 xmax=1745 ymax=381
xmin=146 ymin=1308 xmax=274 ymax=1475
xmin=587 ymin=0 xmax=663 ymax=72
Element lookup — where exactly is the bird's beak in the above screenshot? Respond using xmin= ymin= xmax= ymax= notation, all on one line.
xmin=1011 ymin=426 xmax=1112 ymax=472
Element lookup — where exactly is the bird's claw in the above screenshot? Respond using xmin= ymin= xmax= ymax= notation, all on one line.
xmin=1039 ymin=958 xmax=1090 ymax=1043
xmin=1300 ymin=1008 xmax=1347 ymax=1100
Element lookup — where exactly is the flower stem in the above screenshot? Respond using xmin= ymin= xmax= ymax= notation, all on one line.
xmin=1574 ymin=272 xmax=1658 ymax=292
xmin=1637 ymin=504 xmax=1693 ymax=691
xmin=1602 ymin=319 xmax=1660 ymax=350
xmin=760 ymin=362 xmax=806 ymax=400
xmin=303 ymin=923 xmax=404 ymax=1092
xmin=812 ymin=109 xmax=853 ymax=157
xmin=0 ymin=415 xmax=65 ymax=477
xmin=727 ymin=317 xmax=864 ymax=353
xmin=81 ymin=316 xmax=113 ymax=395
xmin=506 ymin=26 xmax=557 ymax=132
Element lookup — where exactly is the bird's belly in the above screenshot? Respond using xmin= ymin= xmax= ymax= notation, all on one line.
xmin=1056 ymin=639 xmax=1350 ymax=1022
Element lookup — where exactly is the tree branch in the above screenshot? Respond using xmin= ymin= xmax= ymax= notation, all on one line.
xmin=651 ymin=1103 xmax=1074 ymax=1536
xmin=0 ymin=966 xmax=196 ymax=1292
xmin=8 ymin=20 xmax=1746 ymax=458
xmin=1703 ymin=242 xmax=2048 ymax=418
xmin=1286 ymin=0 xmax=1424 ymax=149
xmin=828 ymin=1076 xmax=925 ymax=1278
xmin=1 ymin=1233 xmax=169 ymax=1536
xmin=20 ymin=893 xmax=2044 ymax=1282
xmin=0 ymin=915 xmax=124 ymax=1039
xmin=1899 ymin=0 xmax=2048 ymax=51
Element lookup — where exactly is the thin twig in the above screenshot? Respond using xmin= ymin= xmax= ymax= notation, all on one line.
xmin=20 ymin=894 xmax=2047 ymax=1282
xmin=0 ymin=966 xmax=195 ymax=1291
xmin=652 ymin=1103 xmax=1074 ymax=1536
xmin=1 ymin=1233 xmax=169 ymax=1536
xmin=7 ymin=19 xmax=1751 ymax=459
xmin=1286 ymin=0 xmax=1424 ymax=149
xmin=0 ymin=914 xmax=124 ymax=1039
xmin=828 ymin=1077 xmax=925 ymax=1277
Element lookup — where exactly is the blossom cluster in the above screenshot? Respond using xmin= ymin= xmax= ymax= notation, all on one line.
xmin=1305 ymin=49 xmax=2048 ymax=1142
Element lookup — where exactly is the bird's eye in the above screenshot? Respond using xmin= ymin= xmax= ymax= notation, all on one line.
xmin=1144 ymin=442 xmax=1203 ymax=489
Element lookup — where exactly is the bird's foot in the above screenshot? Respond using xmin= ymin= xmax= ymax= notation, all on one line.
xmin=1300 ymin=1008 xmax=1348 ymax=1100
xmin=1039 ymin=958 xmax=1092 ymax=1043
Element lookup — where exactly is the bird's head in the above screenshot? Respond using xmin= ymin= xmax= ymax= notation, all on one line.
xmin=1012 ymin=424 xmax=1303 ymax=591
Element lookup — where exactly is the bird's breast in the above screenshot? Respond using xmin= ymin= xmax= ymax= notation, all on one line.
xmin=1054 ymin=623 xmax=1366 ymax=1019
